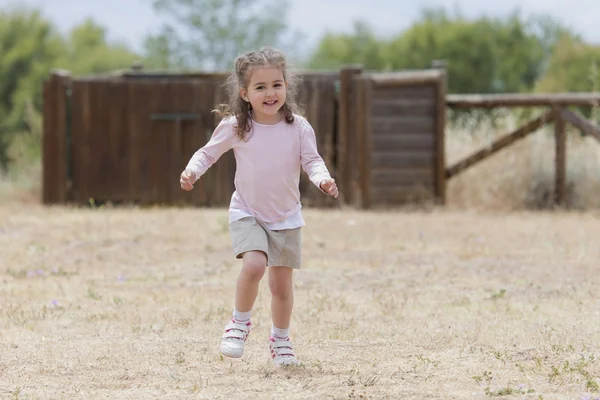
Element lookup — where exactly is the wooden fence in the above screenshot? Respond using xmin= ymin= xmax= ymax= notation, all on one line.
xmin=446 ymin=93 xmax=600 ymax=206
xmin=45 ymin=65 xmax=600 ymax=210
xmin=43 ymin=70 xmax=339 ymax=207
xmin=42 ymin=66 xmax=447 ymax=208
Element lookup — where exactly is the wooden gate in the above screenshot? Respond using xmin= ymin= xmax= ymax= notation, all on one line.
xmin=352 ymin=70 xmax=447 ymax=207
xmin=68 ymin=77 xmax=235 ymax=206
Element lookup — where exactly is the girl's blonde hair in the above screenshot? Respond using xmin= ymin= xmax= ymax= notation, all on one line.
xmin=214 ymin=46 xmax=303 ymax=140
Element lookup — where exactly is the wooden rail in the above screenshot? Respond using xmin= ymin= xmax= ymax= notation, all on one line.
xmin=559 ymin=109 xmax=600 ymax=142
xmin=446 ymin=111 xmax=555 ymax=179
xmin=370 ymin=70 xmax=445 ymax=87
xmin=447 ymin=93 xmax=600 ymax=108
xmin=446 ymin=95 xmax=600 ymax=207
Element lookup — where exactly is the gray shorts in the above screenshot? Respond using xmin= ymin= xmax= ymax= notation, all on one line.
xmin=229 ymin=217 xmax=302 ymax=269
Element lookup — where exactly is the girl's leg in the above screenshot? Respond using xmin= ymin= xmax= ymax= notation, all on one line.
xmin=268 ymin=266 xmax=298 ymax=365
xmin=235 ymin=250 xmax=268 ymax=312
xmin=268 ymin=266 xmax=294 ymax=330
xmin=220 ymin=250 xmax=267 ymax=359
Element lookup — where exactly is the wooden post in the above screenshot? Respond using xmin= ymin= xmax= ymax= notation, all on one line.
xmin=356 ymin=77 xmax=373 ymax=209
xmin=337 ymin=65 xmax=362 ymax=206
xmin=554 ymin=107 xmax=567 ymax=207
xmin=42 ymin=70 xmax=71 ymax=204
xmin=434 ymin=68 xmax=447 ymax=204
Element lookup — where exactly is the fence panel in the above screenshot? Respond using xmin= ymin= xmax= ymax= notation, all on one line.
xmin=356 ymin=70 xmax=446 ymax=207
xmin=69 ymin=78 xmax=234 ymax=205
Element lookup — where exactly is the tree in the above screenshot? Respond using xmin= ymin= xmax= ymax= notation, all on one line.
xmin=305 ymin=7 xmax=575 ymax=96
xmin=142 ymin=26 xmax=184 ymax=71
xmin=383 ymin=9 xmax=549 ymax=94
xmin=385 ymin=12 xmax=499 ymax=93
xmin=0 ymin=7 xmax=140 ymax=170
xmin=0 ymin=7 xmax=63 ymax=169
xmin=58 ymin=18 xmax=140 ymax=75
xmin=307 ymin=21 xmax=386 ymax=71
xmin=534 ymin=35 xmax=600 ymax=93
xmin=146 ymin=0 xmax=295 ymax=71
xmin=534 ymin=35 xmax=600 ymax=120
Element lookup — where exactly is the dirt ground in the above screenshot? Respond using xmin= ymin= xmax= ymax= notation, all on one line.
xmin=1 ymin=203 xmax=599 ymax=399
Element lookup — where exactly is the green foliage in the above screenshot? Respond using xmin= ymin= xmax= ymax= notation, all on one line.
xmin=145 ymin=0 xmax=293 ymax=71
xmin=0 ymin=6 xmax=139 ymax=170
xmin=534 ymin=36 xmax=600 ymax=120
xmin=57 ymin=18 xmax=140 ymax=76
xmin=535 ymin=36 xmax=600 ymax=93
xmin=142 ymin=26 xmax=185 ymax=71
xmin=308 ymin=7 xmax=584 ymax=96
xmin=308 ymin=21 xmax=386 ymax=71
xmin=0 ymin=7 xmax=63 ymax=168
xmin=384 ymin=11 xmax=506 ymax=93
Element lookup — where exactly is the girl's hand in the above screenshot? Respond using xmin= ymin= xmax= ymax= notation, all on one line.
xmin=180 ymin=170 xmax=196 ymax=191
xmin=320 ymin=178 xmax=339 ymax=199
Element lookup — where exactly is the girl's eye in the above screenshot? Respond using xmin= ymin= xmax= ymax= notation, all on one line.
xmin=274 ymin=84 xmax=282 ymax=87
xmin=256 ymin=86 xmax=265 ymax=90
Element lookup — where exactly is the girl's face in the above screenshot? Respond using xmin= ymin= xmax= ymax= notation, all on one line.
xmin=240 ymin=66 xmax=287 ymax=125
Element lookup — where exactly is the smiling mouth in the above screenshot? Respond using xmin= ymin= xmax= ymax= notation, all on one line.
xmin=264 ymin=100 xmax=277 ymax=106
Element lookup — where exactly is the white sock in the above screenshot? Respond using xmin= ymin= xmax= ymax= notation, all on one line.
xmin=271 ymin=325 xmax=290 ymax=339
xmin=233 ymin=309 xmax=251 ymax=323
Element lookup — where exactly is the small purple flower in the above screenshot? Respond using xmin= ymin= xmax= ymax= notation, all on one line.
xmin=49 ymin=299 xmax=59 ymax=307
xmin=117 ymin=275 xmax=126 ymax=282
xmin=27 ymin=271 xmax=36 ymax=278
xmin=36 ymin=269 xmax=44 ymax=276
xmin=51 ymin=268 xmax=59 ymax=274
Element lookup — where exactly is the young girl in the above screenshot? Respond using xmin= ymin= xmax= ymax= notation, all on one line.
xmin=180 ymin=46 xmax=338 ymax=366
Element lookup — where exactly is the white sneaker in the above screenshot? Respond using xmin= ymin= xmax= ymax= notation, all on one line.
xmin=268 ymin=336 xmax=300 ymax=366
xmin=220 ymin=319 xmax=251 ymax=358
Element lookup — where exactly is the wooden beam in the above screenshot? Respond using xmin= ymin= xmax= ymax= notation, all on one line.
xmin=119 ymin=71 xmax=231 ymax=80
xmin=560 ymin=108 xmax=600 ymax=142
xmin=337 ymin=65 xmax=362 ymax=206
xmin=357 ymin=77 xmax=373 ymax=209
xmin=446 ymin=111 xmax=555 ymax=179
xmin=370 ymin=70 xmax=445 ymax=87
xmin=42 ymin=70 xmax=71 ymax=204
xmin=434 ymin=70 xmax=447 ymax=204
xmin=447 ymin=93 xmax=600 ymax=108
xmin=554 ymin=108 xmax=567 ymax=207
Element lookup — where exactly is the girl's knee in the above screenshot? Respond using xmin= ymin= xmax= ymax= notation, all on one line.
xmin=269 ymin=268 xmax=293 ymax=298
xmin=241 ymin=251 xmax=267 ymax=281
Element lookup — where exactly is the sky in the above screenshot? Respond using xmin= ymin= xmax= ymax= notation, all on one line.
xmin=2 ymin=0 xmax=599 ymax=56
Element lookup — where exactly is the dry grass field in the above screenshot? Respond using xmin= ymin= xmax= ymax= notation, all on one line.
xmin=1 ymin=202 xmax=600 ymax=399
xmin=2 ymin=112 xmax=600 ymax=399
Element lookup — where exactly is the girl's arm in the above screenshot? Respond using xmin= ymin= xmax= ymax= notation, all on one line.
xmin=299 ymin=119 xmax=334 ymax=194
xmin=184 ymin=118 xmax=235 ymax=182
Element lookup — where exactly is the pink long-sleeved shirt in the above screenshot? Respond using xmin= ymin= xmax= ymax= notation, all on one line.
xmin=185 ymin=114 xmax=332 ymax=224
